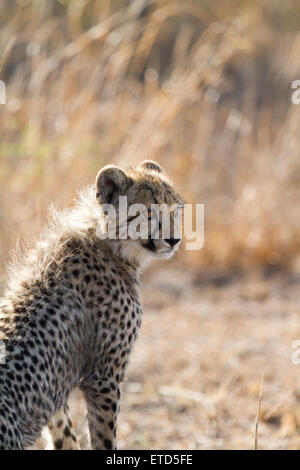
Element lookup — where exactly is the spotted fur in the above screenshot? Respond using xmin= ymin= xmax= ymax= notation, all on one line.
xmin=0 ymin=161 xmax=183 ymax=450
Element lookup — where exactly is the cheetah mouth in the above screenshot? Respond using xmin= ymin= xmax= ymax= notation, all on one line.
xmin=141 ymin=239 xmax=178 ymax=258
xmin=156 ymin=248 xmax=175 ymax=259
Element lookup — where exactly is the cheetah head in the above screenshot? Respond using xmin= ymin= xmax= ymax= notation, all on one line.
xmin=95 ymin=160 xmax=184 ymax=265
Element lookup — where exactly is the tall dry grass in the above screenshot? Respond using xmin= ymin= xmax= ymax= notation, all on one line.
xmin=0 ymin=0 xmax=299 ymax=275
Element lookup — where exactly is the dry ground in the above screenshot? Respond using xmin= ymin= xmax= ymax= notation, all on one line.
xmin=115 ymin=265 xmax=300 ymax=449
xmin=116 ymin=265 xmax=300 ymax=450
xmin=47 ymin=264 xmax=300 ymax=451
xmin=2 ymin=256 xmax=300 ymax=450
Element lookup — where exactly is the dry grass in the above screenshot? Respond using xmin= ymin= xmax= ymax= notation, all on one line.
xmin=1 ymin=0 xmax=300 ymax=450
xmin=254 ymin=374 xmax=264 ymax=450
xmin=0 ymin=0 xmax=299 ymax=272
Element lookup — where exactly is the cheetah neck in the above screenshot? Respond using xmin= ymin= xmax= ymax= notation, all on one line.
xmin=103 ymin=239 xmax=152 ymax=272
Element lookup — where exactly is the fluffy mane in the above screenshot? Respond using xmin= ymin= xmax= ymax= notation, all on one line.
xmin=3 ymin=185 xmax=103 ymax=299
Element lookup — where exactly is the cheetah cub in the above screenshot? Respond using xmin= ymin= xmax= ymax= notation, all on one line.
xmin=0 ymin=160 xmax=183 ymax=450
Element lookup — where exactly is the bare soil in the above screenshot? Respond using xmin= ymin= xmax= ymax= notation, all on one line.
xmin=115 ymin=265 xmax=300 ymax=450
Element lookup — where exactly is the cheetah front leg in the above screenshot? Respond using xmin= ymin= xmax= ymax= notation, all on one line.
xmin=48 ymin=405 xmax=80 ymax=450
xmin=80 ymin=376 xmax=120 ymax=450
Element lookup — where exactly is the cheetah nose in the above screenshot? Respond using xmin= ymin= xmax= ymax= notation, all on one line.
xmin=165 ymin=238 xmax=181 ymax=247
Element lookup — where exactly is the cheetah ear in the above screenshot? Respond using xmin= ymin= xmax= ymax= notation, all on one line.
xmin=138 ymin=160 xmax=162 ymax=173
xmin=95 ymin=165 xmax=131 ymax=205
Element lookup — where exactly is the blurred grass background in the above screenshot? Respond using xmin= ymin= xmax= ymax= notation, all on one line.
xmin=0 ymin=0 xmax=299 ymax=274
xmin=1 ymin=0 xmax=300 ymax=450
